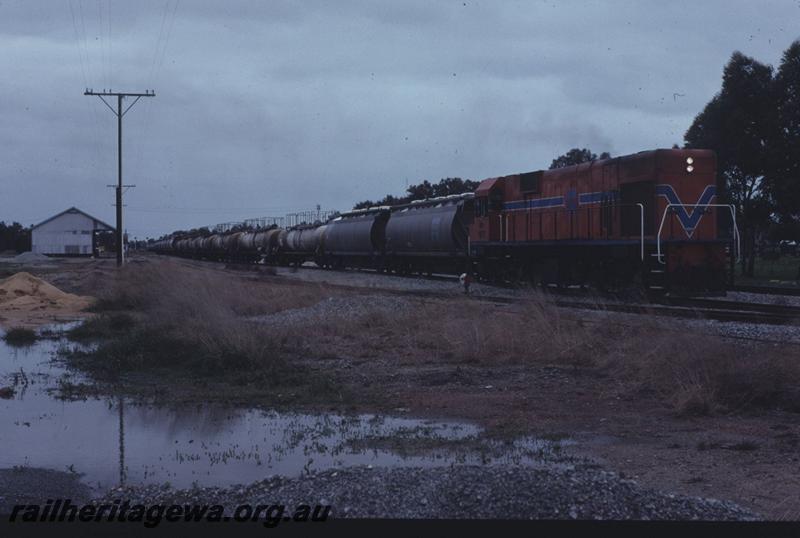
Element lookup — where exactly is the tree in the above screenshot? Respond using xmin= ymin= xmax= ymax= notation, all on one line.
xmin=405 ymin=180 xmax=436 ymax=201
xmin=684 ymin=51 xmax=776 ymax=277
xmin=353 ymin=177 xmax=479 ymax=209
xmin=431 ymin=177 xmax=478 ymax=197
xmin=767 ymin=40 xmax=800 ymax=222
xmin=0 ymin=222 xmax=31 ymax=253
xmin=549 ymin=148 xmax=611 ymax=170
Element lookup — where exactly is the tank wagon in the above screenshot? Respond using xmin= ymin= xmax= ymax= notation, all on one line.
xmin=281 ymin=225 xmax=328 ymax=266
xmin=150 ymin=148 xmax=738 ymax=293
xmin=320 ymin=207 xmax=390 ymax=270
xmin=384 ymin=194 xmax=474 ymax=275
xmin=151 ymin=237 xmax=175 ymax=253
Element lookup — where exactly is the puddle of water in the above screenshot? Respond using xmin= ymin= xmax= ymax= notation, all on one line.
xmin=0 ymin=326 xmax=571 ymax=494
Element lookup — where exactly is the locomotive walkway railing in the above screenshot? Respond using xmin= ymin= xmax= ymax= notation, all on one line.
xmin=655 ymin=203 xmax=740 ymax=264
xmin=636 ymin=203 xmax=644 ymax=261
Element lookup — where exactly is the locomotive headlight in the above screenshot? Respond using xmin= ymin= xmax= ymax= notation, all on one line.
xmin=686 ymin=165 xmax=694 ymax=173
xmin=686 ymin=157 xmax=694 ymax=165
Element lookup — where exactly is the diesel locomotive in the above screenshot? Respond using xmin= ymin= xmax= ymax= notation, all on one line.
xmin=151 ymin=148 xmax=739 ymax=293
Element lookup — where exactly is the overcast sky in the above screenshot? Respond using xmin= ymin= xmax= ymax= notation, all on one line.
xmin=1 ymin=1 xmax=797 ymax=238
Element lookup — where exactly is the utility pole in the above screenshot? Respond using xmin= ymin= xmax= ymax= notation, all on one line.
xmin=84 ymin=89 xmax=155 ymax=266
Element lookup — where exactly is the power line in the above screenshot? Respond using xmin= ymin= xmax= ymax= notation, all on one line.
xmin=70 ymin=0 xmax=105 ymax=174
xmin=105 ymin=0 xmax=112 ymax=91
xmin=126 ymin=205 xmax=310 ymax=213
xmin=134 ymin=0 xmax=172 ymax=183
xmin=68 ymin=0 xmax=89 ymax=90
xmin=96 ymin=0 xmax=105 ymax=89
xmin=133 ymin=1 xmax=180 ymax=203
xmin=156 ymin=0 xmax=180 ymax=74
xmin=147 ymin=1 xmax=171 ymax=86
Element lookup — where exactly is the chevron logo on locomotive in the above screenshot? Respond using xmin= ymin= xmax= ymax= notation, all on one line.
xmin=655 ymin=184 xmax=716 ymax=237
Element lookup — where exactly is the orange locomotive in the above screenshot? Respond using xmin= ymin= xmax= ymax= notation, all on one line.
xmin=469 ymin=149 xmax=738 ymax=292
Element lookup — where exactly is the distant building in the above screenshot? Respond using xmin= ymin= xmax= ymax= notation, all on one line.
xmin=31 ymin=207 xmax=114 ymax=256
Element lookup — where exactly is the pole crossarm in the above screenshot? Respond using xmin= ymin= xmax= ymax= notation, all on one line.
xmin=84 ymin=90 xmax=156 ymax=97
xmin=85 ymin=90 xmax=154 ymax=117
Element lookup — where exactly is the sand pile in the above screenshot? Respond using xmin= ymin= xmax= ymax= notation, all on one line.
xmin=0 ymin=272 xmax=93 ymax=314
xmin=13 ymin=251 xmax=51 ymax=263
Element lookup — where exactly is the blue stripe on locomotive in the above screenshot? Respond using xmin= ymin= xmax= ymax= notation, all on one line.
xmin=503 ymin=191 xmax=618 ymax=211
xmin=502 ymin=185 xmax=717 ymax=237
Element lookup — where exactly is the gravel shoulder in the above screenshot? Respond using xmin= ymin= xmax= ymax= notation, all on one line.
xmin=247 ymin=295 xmax=413 ymax=327
xmin=98 ymin=465 xmax=756 ymax=520
xmin=716 ymin=291 xmax=800 ymax=308
xmin=556 ymin=306 xmax=800 ymax=346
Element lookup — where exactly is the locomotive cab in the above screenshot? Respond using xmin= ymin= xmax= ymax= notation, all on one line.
xmin=472 ymin=178 xmax=505 ymax=243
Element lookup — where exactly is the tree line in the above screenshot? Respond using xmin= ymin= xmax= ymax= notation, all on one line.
xmin=352 ymin=150 xmax=616 ymax=209
xmin=353 ymin=177 xmax=482 ymax=209
xmin=685 ymin=41 xmax=800 ymax=276
xmin=0 ymin=222 xmax=31 ymax=253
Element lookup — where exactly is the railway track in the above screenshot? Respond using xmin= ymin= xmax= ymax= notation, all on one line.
xmin=730 ymin=284 xmax=800 ymax=297
xmin=657 ymin=296 xmax=800 ymax=316
xmin=487 ymin=295 xmax=800 ymax=326
xmin=162 ymin=255 xmax=800 ymax=327
xmin=619 ymin=298 xmax=800 ymax=326
xmin=410 ymin=291 xmax=800 ymax=326
xmin=364 ymin=285 xmax=800 ymax=327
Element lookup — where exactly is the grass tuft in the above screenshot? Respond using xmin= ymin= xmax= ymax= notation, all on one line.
xmin=3 ymin=327 xmax=38 ymax=347
xmin=61 ymin=258 xmax=342 ymax=401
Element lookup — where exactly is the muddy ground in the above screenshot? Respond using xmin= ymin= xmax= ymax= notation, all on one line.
xmin=3 ymin=253 xmax=799 ymax=520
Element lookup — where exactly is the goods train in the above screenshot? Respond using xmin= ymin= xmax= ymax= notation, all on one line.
xmin=151 ymin=148 xmax=739 ymax=293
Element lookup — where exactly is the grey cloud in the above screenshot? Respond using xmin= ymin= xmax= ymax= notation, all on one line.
xmin=0 ymin=0 xmax=797 ymax=237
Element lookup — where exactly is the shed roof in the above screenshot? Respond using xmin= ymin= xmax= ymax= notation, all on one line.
xmin=32 ymin=207 xmax=115 ymax=231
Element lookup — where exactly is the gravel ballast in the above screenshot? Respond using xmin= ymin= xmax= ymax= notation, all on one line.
xmin=247 ymin=295 xmax=413 ymax=327
xmin=97 ymin=465 xmax=757 ymax=520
